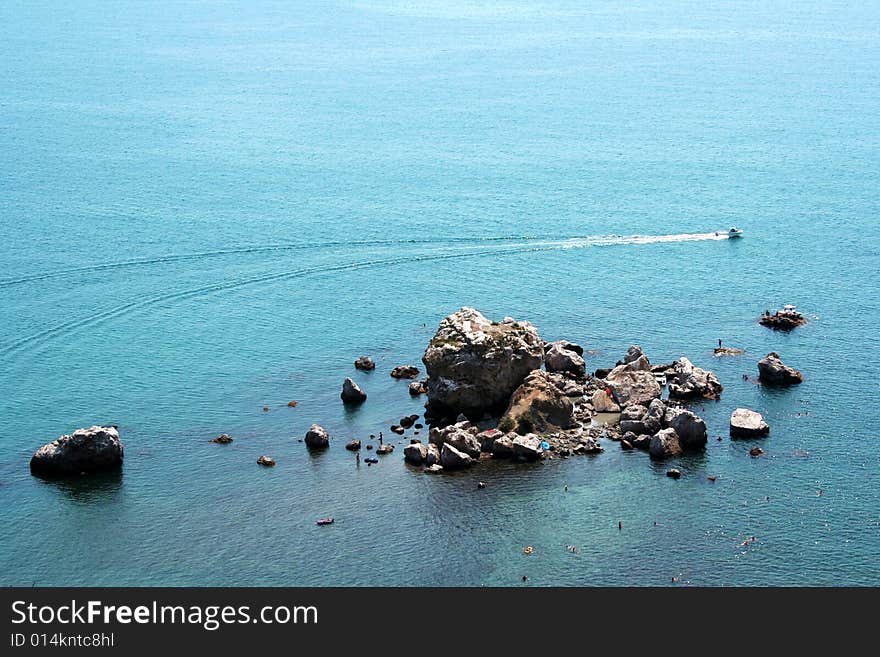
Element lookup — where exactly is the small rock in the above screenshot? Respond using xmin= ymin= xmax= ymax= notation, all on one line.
xmin=391 ymin=365 xmax=420 ymax=379
xmin=757 ymin=352 xmax=804 ymax=386
xmin=345 ymin=440 xmax=361 ymax=451
xmin=211 ymin=433 xmax=233 ymax=444
xmin=749 ymin=447 xmax=764 ymax=457
xmin=666 ymin=468 xmax=682 ymax=479
xmin=354 ymin=355 xmax=376 ymax=371
xmin=730 ymin=408 xmax=770 ymax=438
xmin=424 ymin=464 xmax=444 ymax=474
xmin=366 ymin=444 xmax=374 ymax=450
xmin=257 ymin=455 xmax=275 ymax=467
xmin=376 ymin=444 xmax=395 ymax=455
xmin=399 ymin=414 xmax=419 ymax=429
xmin=404 ymin=442 xmax=428 ymax=464
xmin=390 ymin=425 xmax=405 ymax=435
xmin=304 ymin=424 xmax=330 ymax=449
xmin=262 ymin=406 xmax=270 ymax=412
xmin=287 ymin=400 xmax=299 ymax=407
xmin=409 ymin=380 xmax=428 ymax=396
xmin=477 ymin=481 xmax=486 ymax=489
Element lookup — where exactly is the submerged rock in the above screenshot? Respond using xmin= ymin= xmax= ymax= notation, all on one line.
xmin=354 ymin=355 xmax=376 ymax=371
xmin=730 ymin=408 xmax=770 ymax=438
xmin=757 ymin=352 xmax=803 ymax=386
xmin=30 ymin=426 xmax=123 ymax=476
xmin=340 ymin=377 xmax=367 ymax=404
xmin=667 ymin=468 xmax=682 ymax=479
xmin=667 ymin=357 xmax=723 ymax=400
xmin=304 ymin=424 xmax=330 ymax=449
xmin=544 ymin=341 xmax=586 ymax=377
xmin=390 ymin=365 xmax=420 ymax=379
xmin=422 ymin=307 xmax=544 ymax=420
xmin=500 ymin=370 xmax=574 ymax=434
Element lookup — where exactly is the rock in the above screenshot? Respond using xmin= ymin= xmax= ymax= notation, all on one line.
xmin=667 ymin=409 xmax=707 ymax=451
xmin=390 ymin=425 xmax=405 ymax=435
xmin=422 ymin=307 xmax=544 ymax=419
xmin=30 ymin=426 xmax=123 ymax=476
xmin=345 ymin=439 xmax=361 ymax=451
xmin=408 ymin=380 xmax=428 ymax=396
xmin=749 ymin=446 xmax=764 ymax=457
xmin=604 ymin=356 xmax=662 ymax=408
xmin=477 ymin=481 xmax=486 ymax=489
xmin=354 ymin=355 xmax=376 ymax=371
xmin=667 ymin=468 xmax=682 ymax=479
xmin=287 ymin=400 xmax=299 ymax=407
xmin=340 ymin=378 xmax=367 ymax=404
xmin=440 ymin=442 xmax=473 ymax=469
xmin=623 ymin=344 xmax=644 ymax=364
xmin=632 ymin=434 xmax=652 ymax=450
xmin=619 ymin=404 xmax=649 ymax=434
xmin=211 ymin=433 xmax=233 ymax=444
xmin=511 ymin=434 xmax=544 ymax=461
xmin=759 ymin=308 xmax=807 ymax=331
xmin=649 ymin=428 xmax=683 ymax=460
xmin=400 ymin=414 xmax=419 ymax=429
xmin=544 ymin=341 xmax=586 ymax=377
xmin=500 ymin=370 xmax=574 ymax=434
xmin=591 ymin=388 xmax=620 ymax=413
xmin=545 ymin=339 xmax=584 ymax=356
xmin=377 ymin=444 xmax=395 ymax=455
xmin=426 ymin=443 xmax=441 ymax=466
xmin=757 ymin=352 xmax=803 ymax=386
xmin=730 ymin=408 xmax=770 ymax=438
xmin=621 ymin=440 xmax=634 ymax=450
xmin=429 ymin=422 xmax=481 ymax=458
xmin=476 ymin=428 xmax=503 ymax=452
xmin=366 ymin=444 xmax=373 ymax=450
xmin=304 ymin=424 xmax=330 ymax=449
xmin=578 ymin=437 xmax=603 ymax=454
xmin=491 ymin=435 xmax=515 ymax=458
xmin=404 ymin=442 xmax=428 ymax=464
xmin=714 ymin=346 xmax=745 ymax=356
xmin=257 ymin=455 xmax=275 ymax=467
xmin=644 ymin=399 xmax=666 ymax=433
xmin=390 ymin=365 xmax=420 ymax=379
xmin=424 ymin=464 xmax=444 ymax=474
xmin=667 ymin=357 xmax=723 ymax=400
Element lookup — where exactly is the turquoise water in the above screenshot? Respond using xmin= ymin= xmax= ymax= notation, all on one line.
xmin=1 ymin=0 xmax=878 ymax=585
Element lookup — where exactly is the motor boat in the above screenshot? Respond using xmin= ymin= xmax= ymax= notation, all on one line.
xmin=715 ymin=227 xmax=743 ymax=238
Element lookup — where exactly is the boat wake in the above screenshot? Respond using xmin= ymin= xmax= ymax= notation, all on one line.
xmin=0 ymin=232 xmax=729 ymax=358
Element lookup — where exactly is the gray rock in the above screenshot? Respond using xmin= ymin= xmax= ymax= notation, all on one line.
xmin=345 ymin=439 xmax=361 ymax=451
xmin=408 ymin=380 xmax=428 ymax=396
xmin=257 ymin=455 xmax=276 ymax=467
xmin=424 ymin=464 xmax=444 ymax=474
xmin=667 ymin=409 xmax=708 ymax=451
xmin=667 ymin=357 xmax=723 ymax=400
xmin=619 ymin=404 xmax=648 ymax=434
xmin=429 ymin=422 xmax=481 ymax=458
xmin=623 ymin=344 xmax=644 ymax=364
xmin=757 ymin=352 xmax=804 ymax=386
xmin=304 ymin=424 xmax=330 ymax=449
xmin=30 ymin=426 xmax=123 ymax=476
xmin=340 ymin=377 xmax=367 ymax=404
xmin=476 ymin=428 xmax=503 ymax=452
xmin=604 ymin=357 xmax=662 ymax=408
xmin=591 ymin=388 xmax=620 ymax=413
xmin=440 ymin=442 xmax=473 ymax=469
xmin=491 ymin=435 xmax=515 ymax=458
xmin=649 ymin=428 xmax=683 ymax=460
xmin=354 ymin=355 xmax=375 ymax=371
xmin=422 ymin=307 xmax=544 ymax=418
xmin=632 ymin=434 xmax=652 ymax=450
xmin=426 ymin=443 xmax=441 ymax=466
xmin=730 ymin=408 xmax=770 ymax=438
xmin=512 ymin=434 xmax=544 ymax=461
xmin=390 ymin=365 xmax=420 ymax=379
xmin=544 ymin=341 xmax=586 ymax=377
xmin=404 ymin=442 xmax=429 ymax=464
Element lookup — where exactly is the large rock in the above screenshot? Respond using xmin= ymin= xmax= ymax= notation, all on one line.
xmin=544 ymin=341 xmax=586 ymax=377
xmin=404 ymin=442 xmax=428 ymax=464
xmin=511 ymin=434 xmax=544 ymax=461
xmin=620 ymin=399 xmax=665 ymax=435
xmin=428 ymin=421 xmax=482 ymax=458
xmin=730 ymin=408 xmax=770 ymax=438
xmin=422 ymin=308 xmax=544 ymax=419
xmin=440 ymin=442 xmax=473 ymax=469
xmin=476 ymin=428 xmax=503 ymax=452
xmin=304 ymin=424 xmax=330 ymax=449
xmin=757 ymin=352 xmax=803 ymax=386
xmin=30 ymin=426 xmax=123 ymax=476
xmin=604 ymin=352 xmax=661 ymax=408
xmin=649 ymin=428 xmax=683 ymax=460
xmin=491 ymin=435 xmax=515 ymax=458
xmin=500 ymin=370 xmax=574 ymax=434
xmin=426 ymin=443 xmax=441 ymax=466
xmin=667 ymin=357 xmax=723 ymax=400
xmin=666 ymin=409 xmax=707 ymax=450
xmin=340 ymin=378 xmax=367 ymax=404
xmin=591 ymin=388 xmax=620 ymax=413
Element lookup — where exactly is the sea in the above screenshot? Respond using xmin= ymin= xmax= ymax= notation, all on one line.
xmin=1 ymin=0 xmax=878 ymax=586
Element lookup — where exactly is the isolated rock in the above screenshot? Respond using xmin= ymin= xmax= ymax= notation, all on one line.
xmin=511 ymin=434 xmax=544 ymax=461
xmin=749 ymin=446 xmax=764 ymax=457
xmin=211 ymin=433 xmax=233 ymax=444
xmin=391 ymin=365 xmax=420 ymax=379
xmin=257 ymin=455 xmax=276 ymax=467
xmin=376 ymin=443 xmax=395 ymax=455
xmin=30 ymin=426 xmax=123 ymax=476
xmin=345 ymin=439 xmax=361 ymax=451
xmin=304 ymin=424 xmax=330 ymax=449
xmin=591 ymin=388 xmax=620 ymax=413
xmin=340 ymin=378 xmax=367 ymax=404
xmin=757 ymin=352 xmax=803 ymax=386
xmin=400 ymin=414 xmax=419 ymax=429
xmin=500 ymin=370 xmax=574 ymax=434
xmin=404 ymin=442 xmax=428 ymax=464
xmin=354 ymin=355 xmax=375 ymax=371
xmin=730 ymin=408 xmax=770 ymax=438
xmin=667 ymin=409 xmax=708 ymax=451
xmin=544 ymin=341 xmax=586 ymax=377
xmin=440 ymin=442 xmax=473 ymax=469
xmin=667 ymin=357 xmax=723 ymax=400
xmin=422 ymin=307 xmax=544 ymax=419
xmin=649 ymin=428 xmax=683 ymax=460
xmin=667 ymin=468 xmax=682 ymax=479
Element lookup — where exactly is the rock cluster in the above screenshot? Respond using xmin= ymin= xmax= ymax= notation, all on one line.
xmin=667 ymin=357 xmax=723 ymax=400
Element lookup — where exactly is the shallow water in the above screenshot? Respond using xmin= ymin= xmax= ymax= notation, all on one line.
xmin=1 ymin=0 xmax=879 ymax=586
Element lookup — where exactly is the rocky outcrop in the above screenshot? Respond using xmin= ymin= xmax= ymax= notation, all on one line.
xmin=759 ymin=310 xmax=807 ymax=331
xmin=544 ymin=341 xmax=586 ymax=377
xmin=730 ymin=408 xmax=770 ymax=438
xmin=757 ymin=353 xmax=803 ymax=386
xmin=591 ymin=388 xmax=620 ymax=413
xmin=30 ymin=426 xmax=123 ymax=476
xmin=390 ymin=365 xmax=420 ymax=379
xmin=428 ymin=421 xmax=481 ymax=458
xmin=603 ymin=349 xmax=661 ymax=408
xmin=340 ymin=378 xmax=367 ymax=404
xmin=649 ymin=428 xmax=683 ymax=460
xmin=354 ymin=355 xmax=375 ymax=371
xmin=667 ymin=357 xmax=723 ymax=400
xmin=404 ymin=442 xmax=428 ymax=464
xmin=500 ymin=370 xmax=574 ymax=434
xmin=511 ymin=434 xmax=544 ymax=461
xmin=422 ymin=307 xmax=544 ymax=421
xmin=666 ymin=408 xmax=707 ymax=450
xmin=304 ymin=424 xmax=330 ymax=449
xmin=440 ymin=443 xmax=473 ymax=469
